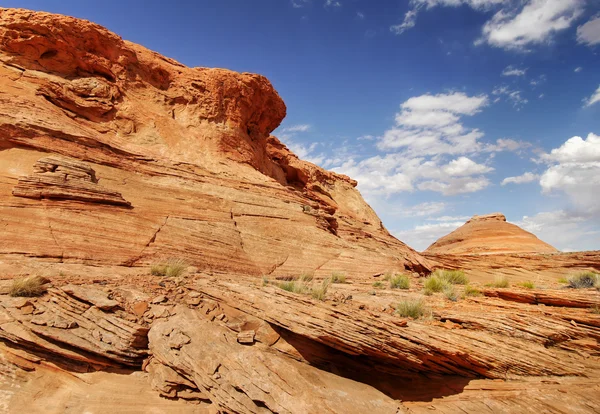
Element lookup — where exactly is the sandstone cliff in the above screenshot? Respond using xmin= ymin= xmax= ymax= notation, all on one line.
xmin=425 ymin=213 xmax=558 ymax=255
xmin=0 ymin=8 xmax=430 ymax=277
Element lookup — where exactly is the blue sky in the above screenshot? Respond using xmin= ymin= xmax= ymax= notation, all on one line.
xmin=5 ymin=0 xmax=600 ymax=251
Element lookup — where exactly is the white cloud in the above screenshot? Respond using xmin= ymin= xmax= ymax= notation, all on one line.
xmin=427 ymin=215 xmax=470 ymax=222
xmin=333 ymin=153 xmax=493 ymax=197
xmin=378 ymin=92 xmax=490 ymax=155
xmin=392 ymin=0 xmax=583 ymax=51
xmin=574 ymin=67 xmax=583 ymax=73
xmin=291 ymin=0 xmax=310 ymax=8
xmin=538 ymin=133 xmax=600 ymax=214
xmin=502 ymin=65 xmax=527 ymax=76
xmin=324 ymin=0 xmax=341 ymax=7
xmin=577 ymin=16 xmax=600 ymax=46
xmin=418 ymin=176 xmax=490 ymax=195
xmin=393 ymin=219 xmax=467 ymax=251
xmin=282 ymin=124 xmax=311 ymax=133
xmin=390 ymin=8 xmax=420 ymax=34
xmin=584 ymin=86 xmax=600 ymax=107
xmin=357 ymin=11 xmax=365 ymax=19
xmin=392 ymin=202 xmax=448 ymax=218
xmin=515 ymin=210 xmax=599 ymax=252
xmin=391 ymin=0 xmax=503 ymax=35
xmin=479 ymin=0 xmax=584 ymax=51
xmin=529 ymin=74 xmax=546 ymax=87
xmin=443 ymin=156 xmax=494 ymax=176
xmin=493 ymin=85 xmax=528 ymax=110
xmin=501 ymin=171 xmax=539 ymax=186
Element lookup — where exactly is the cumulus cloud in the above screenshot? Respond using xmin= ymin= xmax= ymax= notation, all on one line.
xmin=334 ymin=153 xmax=493 ymax=197
xmin=501 ymin=172 xmax=539 ymax=186
xmin=538 ymin=133 xmax=600 ymax=214
xmin=378 ymin=92 xmax=490 ymax=155
xmin=574 ymin=67 xmax=583 ymax=73
xmin=479 ymin=0 xmax=584 ymax=50
xmin=502 ymin=65 xmax=527 ymax=76
xmin=584 ymin=86 xmax=600 ymax=107
xmin=392 ymin=0 xmax=584 ymax=52
xmin=577 ymin=16 xmax=600 ymax=46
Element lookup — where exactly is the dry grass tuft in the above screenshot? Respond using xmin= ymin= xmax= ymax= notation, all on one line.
xmin=330 ymin=272 xmax=346 ymax=284
xmin=486 ymin=275 xmax=510 ymax=288
xmin=432 ymin=269 xmax=469 ymax=285
xmin=150 ymin=258 xmax=188 ymax=277
xmin=390 ymin=274 xmax=410 ymax=290
xmin=464 ymin=285 xmax=482 ymax=297
xmin=396 ymin=298 xmax=426 ymax=319
xmin=9 ymin=275 xmax=50 ymax=297
xmin=519 ymin=281 xmax=535 ymax=289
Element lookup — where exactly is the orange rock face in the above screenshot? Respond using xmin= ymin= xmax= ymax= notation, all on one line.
xmin=425 ymin=213 xmax=558 ymax=255
xmin=0 ymin=8 xmax=430 ymax=276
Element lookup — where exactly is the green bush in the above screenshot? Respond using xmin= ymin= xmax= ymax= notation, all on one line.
xmin=150 ymin=258 xmax=187 ymax=277
xmin=568 ymin=272 xmax=600 ymax=289
xmin=423 ymin=275 xmax=450 ymax=295
xmin=464 ymin=285 xmax=482 ymax=297
xmin=558 ymin=277 xmax=568 ymax=284
xmin=432 ymin=269 xmax=469 ymax=285
xmin=396 ymin=299 xmax=426 ymax=319
xmin=390 ymin=274 xmax=410 ymax=289
xmin=372 ymin=281 xmax=385 ymax=289
xmin=519 ymin=281 xmax=535 ymax=289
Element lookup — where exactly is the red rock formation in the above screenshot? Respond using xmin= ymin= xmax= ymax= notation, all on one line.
xmin=425 ymin=213 xmax=558 ymax=255
xmin=0 ymin=8 xmax=430 ymax=276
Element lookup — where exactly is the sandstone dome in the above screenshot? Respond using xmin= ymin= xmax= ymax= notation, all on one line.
xmin=424 ymin=213 xmax=558 ymax=255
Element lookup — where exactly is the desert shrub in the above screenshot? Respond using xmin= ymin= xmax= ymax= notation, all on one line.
xmin=489 ymin=276 xmax=510 ymax=288
xmin=444 ymin=286 xmax=459 ymax=302
xmin=396 ymin=299 xmax=426 ymax=319
xmin=432 ymin=269 xmax=469 ymax=285
xmin=568 ymin=272 xmax=600 ymax=289
xmin=519 ymin=281 xmax=535 ymax=289
xmin=9 ymin=275 xmax=49 ymax=297
xmin=591 ymin=305 xmax=600 ymax=315
xmin=278 ymin=281 xmax=308 ymax=294
xmin=369 ymin=290 xmax=377 ymax=296
xmin=464 ymin=285 xmax=482 ymax=297
xmin=372 ymin=281 xmax=385 ymax=288
xmin=331 ymin=272 xmax=346 ymax=284
xmin=150 ymin=258 xmax=187 ymax=277
xmin=423 ymin=275 xmax=450 ymax=295
xmin=311 ymin=278 xmax=331 ymax=301
xmin=558 ymin=277 xmax=568 ymax=284
xmin=383 ymin=271 xmax=393 ymax=281
xmin=390 ymin=274 xmax=410 ymax=290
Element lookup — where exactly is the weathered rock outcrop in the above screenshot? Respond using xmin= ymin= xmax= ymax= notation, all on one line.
xmin=425 ymin=213 xmax=558 ymax=255
xmin=0 ymin=7 xmax=429 ymax=276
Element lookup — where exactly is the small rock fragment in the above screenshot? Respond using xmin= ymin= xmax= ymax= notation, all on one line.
xmin=237 ymin=330 xmax=255 ymax=345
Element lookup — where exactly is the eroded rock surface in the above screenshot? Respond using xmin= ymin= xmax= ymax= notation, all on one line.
xmin=0 ymin=7 xmax=429 ymax=277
